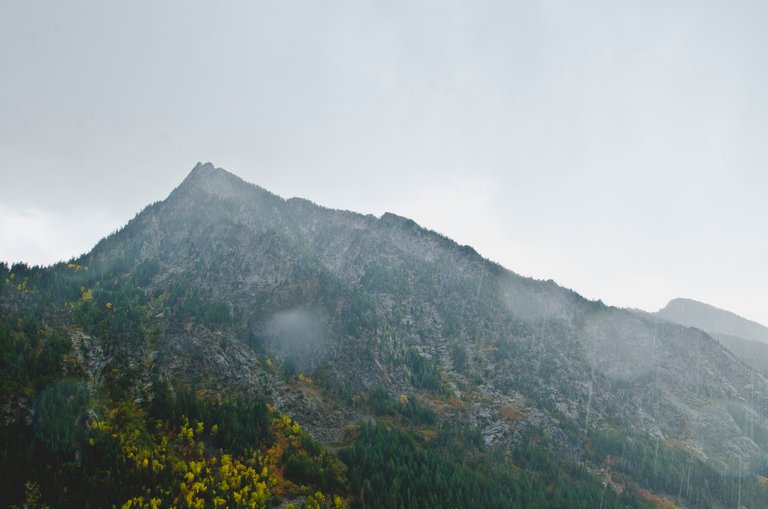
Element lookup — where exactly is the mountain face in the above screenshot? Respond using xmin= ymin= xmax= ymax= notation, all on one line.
xmin=706 ymin=332 xmax=768 ymax=375
xmin=656 ymin=298 xmax=768 ymax=375
xmin=657 ymin=298 xmax=768 ymax=345
xmin=3 ymin=162 xmax=768 ymax=509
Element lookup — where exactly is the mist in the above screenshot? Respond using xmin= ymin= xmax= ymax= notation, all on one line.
xmin=265 ymin=307 xmax=331 ymax=375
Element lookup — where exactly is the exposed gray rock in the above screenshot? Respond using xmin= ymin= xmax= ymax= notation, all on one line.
xmin=67 ymin=163 xmax=768 ymax=475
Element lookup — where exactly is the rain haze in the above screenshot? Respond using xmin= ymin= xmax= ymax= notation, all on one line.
xmin=1 ymin=1 xmax=766 ymax=324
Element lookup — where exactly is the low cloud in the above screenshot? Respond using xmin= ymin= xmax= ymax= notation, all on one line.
xmin=265 ymin=306 xmax=331 ymax=374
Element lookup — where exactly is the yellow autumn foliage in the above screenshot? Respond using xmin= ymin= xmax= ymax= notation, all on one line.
xmin=90 ymin=402 xmax=348 ymax=509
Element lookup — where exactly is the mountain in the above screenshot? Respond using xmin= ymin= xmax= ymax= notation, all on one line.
xmin=656 ymin=298 xmax=768 ymax=374
xmin=707 ymin=333 xmax=768 ymax=375
xmin=657 ymin=298 xmax=768 ymax=345
xmin=2 ymin=162 xmax=768 ymax=509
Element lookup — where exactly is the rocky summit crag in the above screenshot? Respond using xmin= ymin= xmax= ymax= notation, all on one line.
xmin=2 ymin=162 xmax=768 ymax=509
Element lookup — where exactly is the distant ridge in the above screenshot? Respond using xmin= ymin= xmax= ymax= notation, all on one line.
xmin=656 ymin=297 xmax=768 ymax=345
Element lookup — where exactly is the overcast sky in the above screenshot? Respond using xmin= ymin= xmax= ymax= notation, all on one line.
xmin=1 ymin=1 xmax=766 ymax=324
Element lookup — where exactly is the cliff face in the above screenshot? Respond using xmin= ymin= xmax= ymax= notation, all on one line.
xmin=4 ymin=163 xmax=768 ymax=507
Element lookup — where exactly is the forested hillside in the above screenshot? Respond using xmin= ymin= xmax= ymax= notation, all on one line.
xmin=2 ymin=163 xmax=768 ymax=508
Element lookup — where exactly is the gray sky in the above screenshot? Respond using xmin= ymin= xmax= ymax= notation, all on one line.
xmin=1 ymin=1 xmax=766 ymax=325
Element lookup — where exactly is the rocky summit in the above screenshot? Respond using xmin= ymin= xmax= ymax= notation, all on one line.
xmin=2 ymin=163 xmax=767 ymax=509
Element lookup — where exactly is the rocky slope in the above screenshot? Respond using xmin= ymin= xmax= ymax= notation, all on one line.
xmin=658 ymin=298 xmax=768 ymax=345
xmin=656 ymin=298 xmax=768 ymax=375
xmin=87 ymin=164 xmax=768 ymax=462
xmin=3 ymin=162 xmax=768 ymax=508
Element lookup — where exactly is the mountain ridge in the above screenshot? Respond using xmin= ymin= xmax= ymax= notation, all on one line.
xmin=654 ymin=297 xmax=768 ymax=374
xmin=82 ymin=163 xmax=768 ymax=449
xmin=3 ymin=162 xmax=768 ymax=508
xmin=657 ymin=297 xmax=768 ymax=344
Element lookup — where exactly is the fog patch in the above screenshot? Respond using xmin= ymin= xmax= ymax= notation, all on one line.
xmin=496 ymin=273 xmax=581 ymax=325
xmin=579 ymin=310 xmax=660 ymax=382
xmin=265 ymin=307 xmax=330 ymax=374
